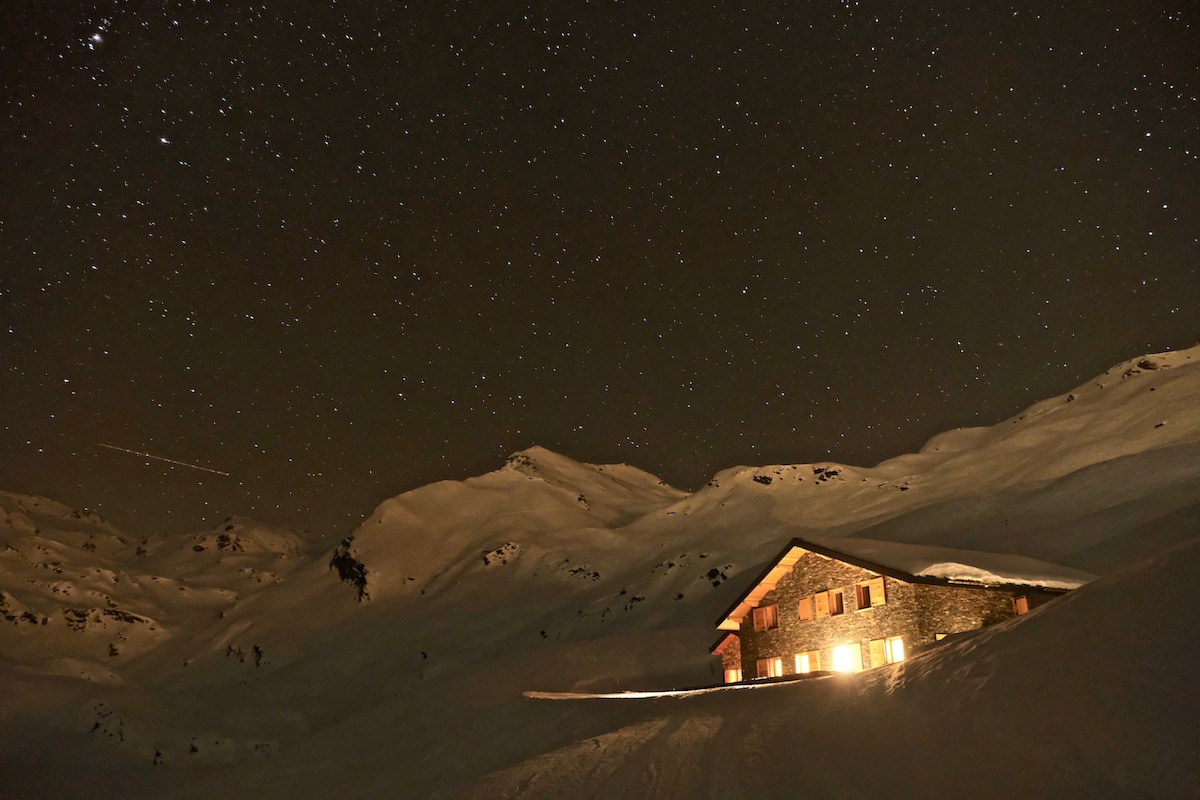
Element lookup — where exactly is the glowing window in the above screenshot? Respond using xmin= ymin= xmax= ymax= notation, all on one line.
xmin=752 ymin=604 xmax=779 ymax=631
xmin=794 ymin=650 xmax=821 ymax=673
xmin=756 ymin=657 xmax=783 ymax=678
xmin=1013 ymin=596 xmax=1029 ymax=615
xmin=869 ymin=636 xmax=906 ymax=667
xmin=724 ymin=667 xmax=743 ymax=684
xmin=832 ymin=644 xmax=860 ymax=672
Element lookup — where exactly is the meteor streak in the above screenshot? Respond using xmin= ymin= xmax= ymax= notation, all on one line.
xmin=96 ymin=442 xmax=230 ymax=477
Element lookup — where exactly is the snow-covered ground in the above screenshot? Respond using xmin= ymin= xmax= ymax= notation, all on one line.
xmin=1 ymin=346 xmax=1198 ymax=798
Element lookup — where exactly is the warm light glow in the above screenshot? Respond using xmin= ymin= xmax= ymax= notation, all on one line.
xmin=832 ymin=644 xmax=855 ymax=672
xmin=724 ymin=668 xmax=742 ymax=683
xmin=794 ymin=650 xmax=820 ymax=673
xmin=756 ymin=657 xmax=783 ymax=678
xmin=753 ymin=604 xmax=779 ymax=631
xmin=885 ymin=636 xmax=905 ymax=662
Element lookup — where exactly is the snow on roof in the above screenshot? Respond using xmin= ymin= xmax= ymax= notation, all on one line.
xmin=717 ymin=535 xmax=1097 ymax=630
xmin=802 ymin=535 xmax=1098 ymax=590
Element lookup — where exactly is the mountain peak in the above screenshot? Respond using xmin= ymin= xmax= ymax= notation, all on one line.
xmin=501 ymin=445 xmax=577 ymax=477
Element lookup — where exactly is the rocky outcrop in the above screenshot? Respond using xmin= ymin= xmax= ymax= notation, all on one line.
xmin=329 ymin=536 xmax=370 ymax=602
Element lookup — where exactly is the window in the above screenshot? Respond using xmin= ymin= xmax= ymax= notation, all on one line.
xmin=795 ymin=650 xmax=821 ymax=673
xmin=871 ymin=636 xmax=905 ymax=666
xmin=855 ymin=582 xmax=871 ymax=610
xmin=724 ymin=667 xmax=743 ymax=684
xmin=752 ymin=604 xmax=779 ymax=631
xmin=797 ymin=595 xmax=813 ymax=622
xmin=855 ymin=577 xmax=886 ymax=610
xmin=756 ymin=657 xmax=783 ymax=678
xmin=831 ymin=643 xmax=861 ymax=672
xmin=814 ymin=589 xmax=844 ymax=617
xmin=828 ymin=589 xmax=845 ymax=616
xmin=1013 ymin=596 xmax=1029 ymax=615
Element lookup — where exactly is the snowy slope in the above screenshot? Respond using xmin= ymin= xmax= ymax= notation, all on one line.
xmin=0 ymin=494 xmax=312 ymax=680
xmin=663 ymin=346 xmax=1200 ymax=572
xmin=1 ymin=344 xmax=1198 ymax=799
xmin=461 ymin=534 xmax=1200 ymax=800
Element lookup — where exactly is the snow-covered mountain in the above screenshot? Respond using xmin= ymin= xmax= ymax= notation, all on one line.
xmin=1 ymin=346 xmax=1198 ymax=799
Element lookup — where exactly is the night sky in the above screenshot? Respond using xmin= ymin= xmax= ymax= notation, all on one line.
xmin=3 ymin=2 xmax=1197 ymax=539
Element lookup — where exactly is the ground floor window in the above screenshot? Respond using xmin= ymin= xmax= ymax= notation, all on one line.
xmin=1013 ymin=595 xmax=1029 ymax=615
xmin=794 ymin=650 xmax=821 ymax=674
xmin=756 ymin=656 xmax=784 ymax=678
xmin=868 ymin=636 xmax=906 ymax=667
xmin=724 ymin=667 xmax=743 ymax=683
xmin=831 ymin=643 xmax=862 ymax=672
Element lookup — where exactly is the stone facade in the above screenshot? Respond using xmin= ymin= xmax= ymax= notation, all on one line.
xmin=732 ymin=550 xmax=1057 ymax=678
xmin=713 ymin=633 xmax=742 ymax=681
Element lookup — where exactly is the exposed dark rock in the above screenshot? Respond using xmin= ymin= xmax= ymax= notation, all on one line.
xmin=103 ymin=608 xmax=150 ymax=624
xmin=566 ymin=564 xmax=601 ymax=581
xmin=63 ymin=608 xmax=94 ymax=631
xmin=329 ymin=536 xmax=370 ymax=601
xmin=705 ymin=566 xmax=732 ymax=587
xmin=482 ymin=541 xmax=521 ymax=566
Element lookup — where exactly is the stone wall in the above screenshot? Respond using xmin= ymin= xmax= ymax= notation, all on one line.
xmin=714 ymin=634 xmax=742 ymax=681
xmin=734 ymin=550 xmax=1058 ymax=677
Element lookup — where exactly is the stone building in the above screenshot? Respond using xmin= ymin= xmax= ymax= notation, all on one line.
xmin=712 ymin=536 xmax=1094 ymax=682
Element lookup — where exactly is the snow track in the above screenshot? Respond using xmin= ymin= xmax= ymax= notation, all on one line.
xmin=466 ymin=712 xmax=744 ymax=800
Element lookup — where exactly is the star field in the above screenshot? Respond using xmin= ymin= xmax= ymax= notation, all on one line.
xmin=2 ymin=1 xmax=1197 ymax=537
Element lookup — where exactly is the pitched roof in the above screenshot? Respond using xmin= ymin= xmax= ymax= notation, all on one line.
xmin=709 ymin=632 xmax=738 ymax=655
xmin=715 ymin=536 xmax=1097 ymax=631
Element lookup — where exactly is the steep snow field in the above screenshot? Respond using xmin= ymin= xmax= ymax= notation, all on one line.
xmin=1 ymin=346 xmax=1198 ymax=798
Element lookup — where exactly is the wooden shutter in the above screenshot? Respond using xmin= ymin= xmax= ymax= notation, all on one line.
xmin=798 ymin=596 xmax=813 ymax=621
xmin=814 ymin=591 xmax=829 ymax=617
xmin=870 ymin=577 xmax=886 ymax=607
xmin=869 ymin=638 xmax=887 ymax=668
xmin=829 ymin=590 xmax=844 ymax=615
